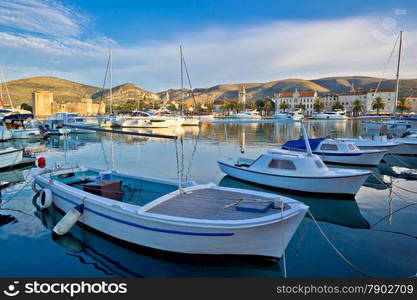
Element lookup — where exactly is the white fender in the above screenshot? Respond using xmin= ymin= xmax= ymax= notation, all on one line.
xmin=32 ymin=181 xmax=41 ymax=193
xmin=53 ymin=204 xmax=84 ymax=236
xmin=36 ymin=188 xmax=53 ymax=209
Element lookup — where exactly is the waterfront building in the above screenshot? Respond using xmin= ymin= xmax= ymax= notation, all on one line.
xmin=274 ymin=89 xmax=318 ymax=116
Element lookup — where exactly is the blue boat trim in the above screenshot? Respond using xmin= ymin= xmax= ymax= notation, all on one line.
xmin=281 ymin=147 xmax=362 ymax=156
xmin=218 ymin=161 xmax=371 ymax=179
xmin=39 ymin=183 xmax=234 ymax=237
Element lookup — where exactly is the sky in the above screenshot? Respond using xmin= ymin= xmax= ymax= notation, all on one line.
xmin=1 ymin=0 xmax=417 ymax=92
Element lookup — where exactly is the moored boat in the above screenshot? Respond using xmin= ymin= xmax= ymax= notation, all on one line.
xmin=282 ymin=138 xmax=387 ymax=166
xmin=33 ymin=167 xmax=308 ymax=259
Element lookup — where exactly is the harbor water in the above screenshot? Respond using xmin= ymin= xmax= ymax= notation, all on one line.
xmin=0 ymin=119 xmax=416 ymax=277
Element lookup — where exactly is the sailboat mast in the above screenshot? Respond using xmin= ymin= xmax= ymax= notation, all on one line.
xmin=301 ymin=121 xmax=313 ymax=155
xmin=180 ymin=46 xmax=184 ymax=116
xmin=394 ymin=30 xmax=403 ymax=116
xmin=109 ymin=48 xmax=113 ymax=115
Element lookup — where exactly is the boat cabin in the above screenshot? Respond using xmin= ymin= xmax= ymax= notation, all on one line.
xmin=236 ymin=149 xmax=328 ymax=176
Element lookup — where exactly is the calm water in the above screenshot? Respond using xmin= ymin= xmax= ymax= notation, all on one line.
xmin=1 ymin=120 xmax=417 ymax=277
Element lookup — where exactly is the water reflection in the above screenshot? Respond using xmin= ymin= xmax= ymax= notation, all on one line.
xmin=35 ymin=205 xmax=283 ymax=278
xmin=219 ymin=176 xmax=370 ymax=229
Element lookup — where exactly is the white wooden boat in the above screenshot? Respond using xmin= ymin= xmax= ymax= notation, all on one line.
xmin=282 ymin=138 xmax=386 ymax=166
xmin=336 ymin=136 xmax=400 ymax=151
xmin=362 ymin=119 xmax=413 ymax=131
xmin=0 ymin=147 xmax=23 ymax=169
xmin=218 ymin=121 xmax=371 ymax=196
xmin=218 ymin=149 xmax=371 ymax=196
xmin=389 ymin=136 xmax=417 ymax=156
xmin=33 ymin=168 xmax=308 ymax=259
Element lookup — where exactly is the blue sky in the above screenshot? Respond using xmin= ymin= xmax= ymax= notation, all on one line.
xmin=1 ymin=0 xmax=417 ymax=91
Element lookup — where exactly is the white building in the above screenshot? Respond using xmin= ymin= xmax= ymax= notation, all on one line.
xmin=322 ymin=94 xmax=339 ymax=111
xmin=274 ymin=89 xmax=318 ymax=116
xmin=337 ymin=89 xmax=395 ymax=115
xmin=338 ymin=91 xmax=367 ymax=114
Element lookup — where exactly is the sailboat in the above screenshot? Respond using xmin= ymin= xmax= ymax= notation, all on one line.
xmin=362 ymin=31 xmax=413 ymax=131
xmin=179 ymin=46 xmax=199 ymax=126
xmin=0 ymin=68 xmax=42 ymax=139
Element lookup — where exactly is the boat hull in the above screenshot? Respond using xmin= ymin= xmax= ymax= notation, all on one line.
xmin=11 ymin=128 xmax=42 ymax=139
xmin=0 ymin=148 xmax=23 ymax=169
xmin=35 ymin=175 xmax=307 ymax=258
xmin=0 ymin=127 xmax=12 ymax=141
xmin=390 ymin=139 xmax=417 ymax=156
xmin=312 ymin=150 xmax=386 ymax=166
xmin=218 ymin=161 xmax=369 ymax=196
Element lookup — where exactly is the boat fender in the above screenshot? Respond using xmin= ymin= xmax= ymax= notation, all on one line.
xmin=32 ymin=181 xmax=41 ymax=193
xmin=53 ymin=204 xmax=84 ymax=236
xmin=36 ymin=188 xmax=53 ymax=209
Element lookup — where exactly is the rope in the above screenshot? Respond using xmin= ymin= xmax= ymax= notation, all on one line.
xmin=280 ymin=200 xmax=287 ymax=278
xmin=369 ymin=33 xmax=399 ymax=106
xmin=307 ymin=210 xmax=372 ymax=277
xmin=185 ymin=136 xmax=198 ymax=182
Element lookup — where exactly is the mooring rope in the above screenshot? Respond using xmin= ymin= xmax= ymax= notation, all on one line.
xmin=307 ymin=210 xmax=372 ymax=277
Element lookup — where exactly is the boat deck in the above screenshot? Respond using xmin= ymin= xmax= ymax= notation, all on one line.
xmin=147 ymin=188 xmax=287 ymax=220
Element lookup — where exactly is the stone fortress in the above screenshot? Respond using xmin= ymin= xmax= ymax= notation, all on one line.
xmin=32 ymin=91 xmax=105 ymax=118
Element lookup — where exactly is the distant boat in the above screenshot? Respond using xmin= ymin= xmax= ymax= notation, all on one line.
xmin=362 ymin=119 xmax=412 ymax=131
xmin=336 ymin=136 xmax=400 ymax=151
xmin=0 ymin=121 xmax=12 ymax=141
xmin=282 ymin=138 xmax=387 ymax=166
xmin=42 ymin=112 xmax=97 ymax=134
xmin=0 ymin=147 xmax=23 ymax=170
xmin=2 ymin=113 xmax=42 ymax=139
xmin=230 ymin=111 xmax=261 ymax=119
xmin=311 ymin=110 xmax=347 ymax=120
xmin=33 ymin=167 xmax=307 ymax=259
xmin=115 ymin=111 xmax=184 ymax=128
xmin=218 ymin=123 xmax=371 ymax=196
xmin=274 ymin=110 xmax=303 ymax=121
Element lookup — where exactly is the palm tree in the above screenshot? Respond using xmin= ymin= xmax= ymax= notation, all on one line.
xmin=397 ymin=97 xmax=411 ymax=115
xmin=332 ymin=100 xmax=344 ymax=111
xmin=279 ymin=101 xmax=290 ymax=113
xmin=352 ymin=99 xmax=363 ymax=117
xmin=264 ymin=98 xmax=275 ymax=116
xmin=372 ymin=97 xmax=385 ymax=115
xmin=204 ymin=100 xmax=214 ymax=112
xmin=221 ymin=101 xmax=231 ymax=115
xmin=313 ymin=98 xmax=325 ymax=113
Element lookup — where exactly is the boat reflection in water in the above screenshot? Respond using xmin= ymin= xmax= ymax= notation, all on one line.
xmin=46 ymin=133 xmax=100 ymax=151
xmin=219 ymin=176 xmax=370 ymax=229
xmin=379 ymin=155 xmax=417 ymax=180
xmin=34 ymin=204 xmax=283 ymax=278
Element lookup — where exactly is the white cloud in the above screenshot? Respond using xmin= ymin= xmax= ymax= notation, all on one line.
xmin=0 ymin=0 xmax=88 ymax=36
xmin=0 ymin=1 xmax=416 ymax=92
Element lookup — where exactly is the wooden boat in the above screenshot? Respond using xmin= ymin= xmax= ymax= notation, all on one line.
xmin=218 ymin=123 xmax=371 ymax=196
xmin=33 ymin=167 xmax=308 ymax=259
xmin=0 ymin=147 xmax=23 ymax=169
xmin=336 ymin=136 xmax=400 ymax=151
xmin=282 ymin=138 xmax=387 ymax=166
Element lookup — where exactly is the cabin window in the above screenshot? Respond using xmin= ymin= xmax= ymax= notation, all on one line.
xmin=314 ymin=159 xmax=325 ymax=168
xmin=320 ymin=144 xmax=338 ymax=151
xmin=268 ymin=159 xmax=296 ymax=170
xmin=348 ymin=144 xmax=357 ymax=150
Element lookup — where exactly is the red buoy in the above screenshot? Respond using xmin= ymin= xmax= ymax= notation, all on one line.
xmin=37 ymin=157 xmax=46 ymax=168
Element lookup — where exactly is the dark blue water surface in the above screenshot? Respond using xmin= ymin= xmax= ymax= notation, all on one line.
xmin=0 ymin=120 xmax=416 ymax=277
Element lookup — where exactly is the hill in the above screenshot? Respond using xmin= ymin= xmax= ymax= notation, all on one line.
xmin=2 ymin=75 xmax=417 ymax=109
xmin=1 ymin=76 xmax=159 ymax=107
xmin=160 ymin=76 xmax=417 ymax=105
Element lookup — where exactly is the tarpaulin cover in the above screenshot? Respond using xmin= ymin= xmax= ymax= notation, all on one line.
xmin=282 ymin=138 xmax=325 ymax=151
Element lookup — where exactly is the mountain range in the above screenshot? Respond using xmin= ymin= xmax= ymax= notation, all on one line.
xmin=2 ymin=75 xmax=417 ymax=107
